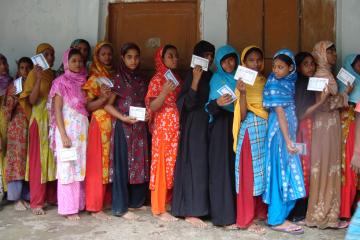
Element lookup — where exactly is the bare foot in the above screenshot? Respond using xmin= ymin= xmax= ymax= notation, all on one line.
xmin=122 ymin=211 xmax=139 ymax=220
xmin=14 ymin=201 xmax=27 ymax=211
xmin=66 ymin=214 xmax=80 ymax=220
xmin=224 ymin=224 xmax=238 ymax=230
xmin=91 ymin=211 xmax=112 ymax=220
xmin=154 ymin=212 xmax=178 ymax=222
xmin=129 ymin=206 xmax=148 ymax=211
xmin=247 ymin=223 xmax=266 ymax=234
xmin=185 ymin=217 xmax=208 ymax=228
xmin=32 ymin=207 xmax=45 ymax=215
xmin=22 ymin=200 xmax=30 ymax=209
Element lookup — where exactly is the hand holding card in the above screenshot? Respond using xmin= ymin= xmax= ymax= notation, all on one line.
xmin=307 ymin=77 xmax=329 ymax=92
xmin=129 ymin=106 xmax=146 ymax=121
xmin=59 ymin=147 xmax=78 ymax=162
xmin=217 ymin=85 xmax=237 ymax=104
xmin=234 ymin=65 xmax=258 ymax=86
xmin=190 ymin=55 xmax=209 ymax=71
xmin=31 ymin=53 xmax=50 ymax=70
xmin=14 ymin=77 xmax=23 ymax=95
xmin=337 ymin=67 xmax=355 ymax=86
xmin=164 ymin=69 xmax=179 ymax=86
xmin=96 ymin=77 xmax=114 ymax=88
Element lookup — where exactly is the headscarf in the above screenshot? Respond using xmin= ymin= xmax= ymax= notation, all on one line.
xmin=0 ymin=54 xmax=12 ymax=95
xmin=177 ymin=40 xmax=215 ymax=114
xmin=48 ymin=48 xmax=88 ymax=152
xmin=89 ymin=40 xmax=114 ymax=79
xmin=36 ymin=43 xmax=54 ymax=55
xmin=294 ymin=52 xmax=316 ymax=119
xmin=206 ymin=44 xmax=240 ymax=121
xmin=338 ymin=54 xmax=360 ymax=103
xmin=263 ymin=49 xmax=297 ymax=108
xmin=312 ymin=40 xmax=338 ymax=95
xmin=56 ymin=39 xmax=91 ymax=77
xmin=233 ymin=46 xmax=268 ymax=151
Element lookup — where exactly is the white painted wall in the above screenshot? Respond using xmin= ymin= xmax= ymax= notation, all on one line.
xmin=336 ymin=0 xmax=360 ymax=65
xmin=0 ymin=0 xmax=100 ymax=75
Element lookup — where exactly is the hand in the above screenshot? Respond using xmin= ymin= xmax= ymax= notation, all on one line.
xmin=236 ymin=79 xmax=246 ymax=94
xmin=286 ymin=141 xmax=299 ymax=154
xmin=161 ymin=81 xmax=177 ymax=96
xmin=122 ymin=115 xmax=138 ymax=125
xmin=345 ymin=82 xmax=354 ymax=95
xmin=216 ymin=94 xmax=233 ymax=106
xmin=351 ymin=153 xmax=360 ymax=174
xmin=191 ymin=65 xmax=203 ymax=89
xmin=61 ymin=134 xmax=72 ymax=148
xmin=320 ymin=85 xmax=330 ymax=103
xmin=100 ymin=84 xmax=111 ymax=99
xmin=34 ymin=65 xmax=43 ymax=80
xmin=7 ymin=84 xmax=16 ymax=96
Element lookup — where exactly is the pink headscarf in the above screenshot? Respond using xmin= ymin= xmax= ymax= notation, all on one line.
xmin=48 ymin=48 xmax=88 ymax=151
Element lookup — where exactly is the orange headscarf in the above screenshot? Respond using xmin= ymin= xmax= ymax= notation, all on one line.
xmin=89 ymin=40 xmax=114 ymax=79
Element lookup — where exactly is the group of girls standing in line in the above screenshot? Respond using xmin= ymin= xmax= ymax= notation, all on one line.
xmin=0 ymin=38 xmax=360 ymax=237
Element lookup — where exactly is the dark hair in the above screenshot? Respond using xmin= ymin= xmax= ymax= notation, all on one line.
xmin=121 ymin=42 xmax=140 ymax=56
xmin=162 ymin=44 xmax=177 ymax=58
xmin=193 ymin=40 xmax=215 ymax=56
xmin=274 ymin=54 xmax=293 ymax=67
xmin=295 ymin=52 xmax=314 ymax=68
xmin=243 ymin=47 xmax=263 ymax=62
xmin=0 ymin=54 xmax=7 ymax=64
xmin=352 ymin=55 xmax=360 ymax=68
xmin=17 ymin=57 xmax=33 ymax=69
xmin=68 ymin=48 xmax=82 ymax=60
xmin=221 ymin=53 xmax=238 ymax=65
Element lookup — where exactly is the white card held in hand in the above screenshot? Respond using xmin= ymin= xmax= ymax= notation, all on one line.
xmin=59 ymin=147 xmax=78 ymax=162
xmin=294 ymin=143 xmax=307 ymax=155
xmin=234 ymin=65 xmax=258 ymax=86
xmin=337 ymin=67 xmax=355 ymax=86
xmin=190 ymin=55 xmax=209 ymax=71
xmin=164 ymin=69 xmax=179 ymax=86
xmin=217 ymin=85 xmax=237 ymax=103
xmin=307 ymin=77 xmax=329 ymax=91
xmin=14 ymin=77 xmax=23 ymax=95
xmin=96 ymin=77 xmax=114 ymax=88
xmin=129 ymin=106 xmax=146 ymax=121
xmin=31 ymin=53 xmax=50 ymax=70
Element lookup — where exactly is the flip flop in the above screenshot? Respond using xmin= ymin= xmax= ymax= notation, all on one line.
xmin=270 ymin=225 xmax=304 ymax=235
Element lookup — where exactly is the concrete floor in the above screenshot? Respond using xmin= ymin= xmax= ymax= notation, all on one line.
xmin=0 ymin=204 xmax=346 ymax=240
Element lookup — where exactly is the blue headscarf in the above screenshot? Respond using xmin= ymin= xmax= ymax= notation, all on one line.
xmin=338 ymin=54 xmax=360 ymax=103
xmin=206 ymin=45 xmax=239 ymax=121
xmin=263 ymin=49 xmax=297 ymax=108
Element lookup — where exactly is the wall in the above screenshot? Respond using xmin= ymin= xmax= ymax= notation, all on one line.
xmin=0 ymin=0 xmax=100 ymax=75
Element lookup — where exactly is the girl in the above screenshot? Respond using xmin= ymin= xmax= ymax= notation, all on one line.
xmin=206 ymin=45 xmax=245 ymax=228
xmin=233 ymin=46 xmax=268 ymax=233
xmin=305 ymin=41 xmax=352 ymax=229
xmin=0 ymin=54 xmax=12 ymax=204
xmin=104 ymin=43 xmax=150 ymax=219
xmin=56 ymin=39 xmax=92 ymax=77
xmin=145 ymin=44 xmax=182 ymax=222
xmin=262 ymin=49 xmax=306 ymax=235
xmin=4 ymin=57 xmax=33 ymax=211
xmin=339 ymin=54 xmax=360 ymax=220
xmin=48 ymin=48 xmax=88 ymax=220
xmin=20 ymin=43 xmax=57 ymax=215
xmin=83 ymin=41 xmax=114 ymax=220
xmin=345 ymin=100 xmax=360 ymax=240
xmin=171 ymin=40 xmax=215 ymax=227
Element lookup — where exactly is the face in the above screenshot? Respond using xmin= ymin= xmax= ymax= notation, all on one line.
xmin=43 ymin=48 xmax=55 ymax=67
xmin=98 ymin=45 xmax=113 ymax=66
xmin=122 ymin=48 xmax=140 ymax=70
xmin=162 ymin=48 xmax=178 ymax=69
xmin=0 ymin=59 xmax=9 ymax=75
xmin=18 ymin=62 xmax=33 ymax=78
xmin=68 ymin=54 xmax=84 ymax=73
xmin=326 ymin=46 xmax=337 ymax=66
xmin=352 ymin=59 xmax=360 ymax=75
xmin=221 ymin=56 xmax=237 ymax=73
xmin=273 ymin=58 xmax=293 ymax=79
xmin=75 ymin=42 xmax=89 ymax=61
xmin=244 ymin=51 xmax=263 ymax=72
xmin=299 ymin=56 xmax=316 ymax=77
xmin=202 ymin=51 xmax=214 ymax=66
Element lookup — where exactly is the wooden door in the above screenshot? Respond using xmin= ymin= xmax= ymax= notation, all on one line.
xmin=228 ymin=0 xmax=335 ymax=74
xmin=108 ymin=0 xmax=199 ymax=78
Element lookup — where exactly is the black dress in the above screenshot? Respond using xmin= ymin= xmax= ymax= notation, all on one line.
xmin=171 ymin=70 xmax=212 ymax=217
xmin=206 ymin=100 xmax=236 ymax=226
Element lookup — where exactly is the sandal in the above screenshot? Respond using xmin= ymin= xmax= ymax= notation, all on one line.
xmin=270 ymin=224 xmax=304 ymax=235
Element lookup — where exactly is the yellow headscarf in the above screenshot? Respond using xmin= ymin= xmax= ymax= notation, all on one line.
xmin=89 ymin=40 xmax=114 ymax=79
xmin=233 ymin=45 xmax=268 ymax=152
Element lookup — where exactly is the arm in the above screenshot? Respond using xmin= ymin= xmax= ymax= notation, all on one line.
xmin=275 ymin=106 xmax=298 ymax=154
xmin=236 ymin=80 xmax=247 ymax=121
xmin=86 ymin=84 xmax=110 ymax=112
xmin=54 ymin=95 xmax=71 ymax=148
xmin=183 ymin=66 xmax=203 ymax=110
xmin=351 ymin=112 xmax=360 ymax=174
xmin=300 ymin=89 xmax=330 ymax=120
xmin=103 ymin=93 xmax=137 ymax=124
xmin=149 ymin=81 xmax=176 ymax=112
xmin=29 ymin=65 xmax=43 ymax=105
